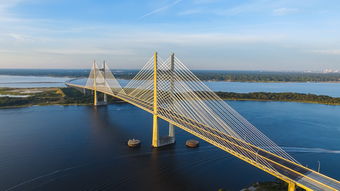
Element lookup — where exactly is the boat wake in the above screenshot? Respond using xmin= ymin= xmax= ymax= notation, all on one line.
xmin=281 ymin=146 xmax=340 ymax=154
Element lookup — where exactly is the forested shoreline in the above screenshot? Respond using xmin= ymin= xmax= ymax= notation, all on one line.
xmin=1 ymin=69 xmax=340 ymax=82
xmin=216 ymin=92 xmax=340 ymax=105
xmin=1 ymin=87 xmax=339 ymax=108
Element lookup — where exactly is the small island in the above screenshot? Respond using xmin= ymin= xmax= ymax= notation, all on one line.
xmin=216 ymin=91 xmax=340 ymax=105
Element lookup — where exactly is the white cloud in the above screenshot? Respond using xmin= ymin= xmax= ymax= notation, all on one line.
xmin=140 ymin=0 xmax=183 ymax=19
xmin=8 ymin=33 xmax=33 ymax=41
xmin=311 ymin=49 xmax=340 ymax=55
xmin=178 ymin=9 xmax=202 ymax=16
xmin=129 ymin=32 xmax=285 ymax=44
xmin=0 ymin=0 xmax=27 ymax=14
xmin=192 ymin=0 xmax=219 ymax=4
xmin=35 ymin=48 xmax=134 ymax=55
xmin=273 ymin=8 xmax=298 ymax=16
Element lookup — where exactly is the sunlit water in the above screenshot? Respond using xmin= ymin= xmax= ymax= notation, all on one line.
xmin=0 ymin=75 xmax=71 ymax=88
xmin=74 ymin=78 xmax=340 ymax=97
xmin=0 ymin=101 xmax=339 ymax=191
xmin=204 ymin=81 xmax=340 ymax=97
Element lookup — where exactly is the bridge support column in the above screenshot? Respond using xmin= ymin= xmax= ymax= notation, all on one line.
xmin=94 ymin=90 xmax=98 ymax=106
xmin=93 ymin=60 xmax=98 ymax=106
xmin=288 ymin=182 xmax=296 ymax=191
xmin=166 ymin=53 xmax=175 ymax=144
xmin=152 ymin=52 xmax=159 ymax=147
xmin=93 ymin=92 xmax=108 ymax=106
xmin=169 ymin=124 xmax=175 ymax=137
xmin=104 ymin=94 xmax=107 ymax=103
xmin=101 ymin=61 xmax=108 ymax=106
xmin=152 ymin=115 xmax=159 ymax=147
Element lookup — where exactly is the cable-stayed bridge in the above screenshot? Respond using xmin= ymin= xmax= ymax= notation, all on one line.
xmin=66 ymin=53 xmax=340 ymax=191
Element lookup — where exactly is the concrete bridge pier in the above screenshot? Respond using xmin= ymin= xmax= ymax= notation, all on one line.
xmin=104 ymin=94 xmax=107 ymax=103
xmin=159 ymin=123 xmax=176 ymax=147
xmin=151 ymin=116 xmax=176 ymax=148
xmin=93 ymin=91 xmax=108 ymax=106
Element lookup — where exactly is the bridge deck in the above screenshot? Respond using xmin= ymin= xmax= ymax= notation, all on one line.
xmin=66 ymin=83 xmax=340 ymax=191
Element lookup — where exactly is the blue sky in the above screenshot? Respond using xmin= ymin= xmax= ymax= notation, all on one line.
xmin=0 ymin=0 xmax=340 ymax=70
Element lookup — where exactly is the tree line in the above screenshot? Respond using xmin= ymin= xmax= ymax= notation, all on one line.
xmin=1 ymin=69 xmax=340 ymax=82
xmin=216 ymin=92 xmax=340 ymax=105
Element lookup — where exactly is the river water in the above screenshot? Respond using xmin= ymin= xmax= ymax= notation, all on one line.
xmin=0 ymin=101 xmax=339 ymax=191
xmin=0 ymin=75 xmax=71 ymax=88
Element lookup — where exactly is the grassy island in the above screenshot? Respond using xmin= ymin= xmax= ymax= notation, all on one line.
xmin=0 ymin=87 xmax=339 ymax=109
xmin=0 ymin=87 xmax=120 ymax=108
xmin=216 ymin=92 xmax=340 ymax=105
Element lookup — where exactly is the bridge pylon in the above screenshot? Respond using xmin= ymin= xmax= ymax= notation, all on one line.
xmin=152 ymin=52 xmax=159 ymax=147
xmin=93 ymin=60 xmax=98 ymax=106
xmin=168 ymin=53 xmax=176 ymax=141
xmin=93 ymin=60 xmax=108 ymax=106
xmin=152 ymin=52 xmax=176 ymax=147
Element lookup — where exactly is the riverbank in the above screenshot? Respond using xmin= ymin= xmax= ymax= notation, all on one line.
xmin=240 ymin=180 xmax=304 ymax=191
xmin=1 ymin=87 xmax=340 ymax=109
xmin=0 ymin=87 xmax=120 ymax=108
xmin=216 ymin=92 xmax=340 ymax=105
xmin=1 ymin=70 xmax=340 ymax=83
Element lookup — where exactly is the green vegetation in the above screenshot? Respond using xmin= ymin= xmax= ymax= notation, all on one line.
xmin=0 ymin=87 xmax=120 ymax=108
xmin=1 ymin=69 xmax=340 ymax=82
xmin=1 ymin=87 xmax=340 ymax=108
xmin=216 ymin=92 xmax=340 ymax=105
xmin=194 ymin=71 xmax=340 ymax=82
xmin=0 ymin=88 xmax=62 ymax=108
xmin=61 ymin=87 xmax=120 ymax=104
xmin=241 ymin=179 xmax=304 ymax=191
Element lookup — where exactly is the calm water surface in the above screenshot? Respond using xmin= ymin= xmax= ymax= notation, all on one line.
xmin=0 ymin=75 xmax=71 ymax=88
xmin=0 ymin=101 xmax=339 ymax=191
xmin=75 ymin=78 xmax=340 ymax=97
xmin=205 ymin=81 xmax=340 ymax=97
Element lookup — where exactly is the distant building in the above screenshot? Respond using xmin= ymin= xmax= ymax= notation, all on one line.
xmin=322 ymin=69 xmax=340 ymax=73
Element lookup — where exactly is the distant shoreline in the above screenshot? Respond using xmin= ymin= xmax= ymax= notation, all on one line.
xmin=1 ymin=74 xmax=340 ymax=84
xmin=1 ymin=87 xmax=340 ymax=109
xmin=1 ymin=70 xmax=340 ymax=83
xmin=222 ymin=98 xmax=340 ymax=105
xmin=204 ymin=80 xmax=340 ymax=83
xmin=215 ymin=91 xmax=340 ymax=105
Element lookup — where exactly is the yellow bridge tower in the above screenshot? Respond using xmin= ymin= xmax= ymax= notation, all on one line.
xmin=152 ymin=52 xmax=176 ymax=147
